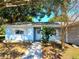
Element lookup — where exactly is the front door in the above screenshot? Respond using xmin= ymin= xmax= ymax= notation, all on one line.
xmin=34 ymin=27 xmax=41 ymax=42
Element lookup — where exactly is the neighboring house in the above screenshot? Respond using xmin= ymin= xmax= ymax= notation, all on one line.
xmin=5 ymin=22 xmax=61 ymax=42
xmin=66 ymin=22 xmax=79 ymax=45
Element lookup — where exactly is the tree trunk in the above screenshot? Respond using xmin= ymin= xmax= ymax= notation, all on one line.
xmin=61 ymin=0 xmax=68 ymax=50
xmin=61 ymin=28 xmax=65 ymax=50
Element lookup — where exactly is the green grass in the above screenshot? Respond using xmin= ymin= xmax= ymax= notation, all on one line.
xmin=73 ymin=56 xmax=79 ymax=59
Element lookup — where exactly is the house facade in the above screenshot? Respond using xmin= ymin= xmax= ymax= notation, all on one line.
xmin=67 ymin=22 xmax=79 ymax=45
xmin=5 ymin=22 xmax=79 ymax=45
xmin=5 ymin=22 xmax=61 ymax=42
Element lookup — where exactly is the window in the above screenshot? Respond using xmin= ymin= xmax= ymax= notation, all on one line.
xmin=15 ymin=30 xmax=24 ymax=34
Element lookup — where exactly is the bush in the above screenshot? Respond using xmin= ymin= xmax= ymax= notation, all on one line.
xmin=41 ymin=26 xmax=56 ymax=43
xmin=0 ymin=35 xmax=5 ymax=42
xmin=0 ymin=25 xmax=5 ymax=35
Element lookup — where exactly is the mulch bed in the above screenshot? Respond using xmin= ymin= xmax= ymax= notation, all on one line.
xmin=42 ymin=42 xmax=62 ymax=59
xmin=0 ymin=42 xmax=32 ymax=59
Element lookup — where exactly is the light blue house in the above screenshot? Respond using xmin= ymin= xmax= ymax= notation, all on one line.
xmin=5 ymin=22 xmax=61 ymax=42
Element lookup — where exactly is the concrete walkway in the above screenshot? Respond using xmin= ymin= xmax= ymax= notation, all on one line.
xmin=22 ymin=42 xmax=42 ymax=59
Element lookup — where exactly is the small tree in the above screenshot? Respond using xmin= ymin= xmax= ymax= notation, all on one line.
xmin=41 ymin=26 xmax=56 ymax=43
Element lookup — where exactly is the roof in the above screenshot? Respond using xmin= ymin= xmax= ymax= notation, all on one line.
xmin=68 ymin=21 xmax=79 ymax=27
xmin=7 ymin=22 xmax=61 ymax=28
xmin=10 ymin=22 xmax=59 ymax=24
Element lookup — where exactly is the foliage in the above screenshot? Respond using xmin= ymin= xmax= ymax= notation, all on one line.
xmin=41 ymin=26 xmax=56 ymax=43
xmin=0 ymin=0 xmax=77 ymax=23
xmin=0 ymin=35 xmax=5 ymax=42
xmin=0 ymin=0 xmax=77 ymax=22
xmin=0 ymin=25 xmax=5 ymax=42
xmin=49 ymin=15 xmax=68 ymax=22
xmin=0 ymin=6 xmax=35 ymax=23
xmin=0 ymin=25 xmax=5 ymax=35
xmin=0 ymin=0 xmax=45 ymax=23
xmin=24 ymin=16 xmax=33 ymax=22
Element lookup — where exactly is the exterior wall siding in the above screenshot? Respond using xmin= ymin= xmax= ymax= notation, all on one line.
xmin=5 ymin=25 xmax=34 ymax=42
xmin=5 ymin=23 xmax=61 ymax=42
xmin=5 ymin=27 xmax=61 ymax=42
xmin=68 ymin=26 xmax=79 ymax=45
